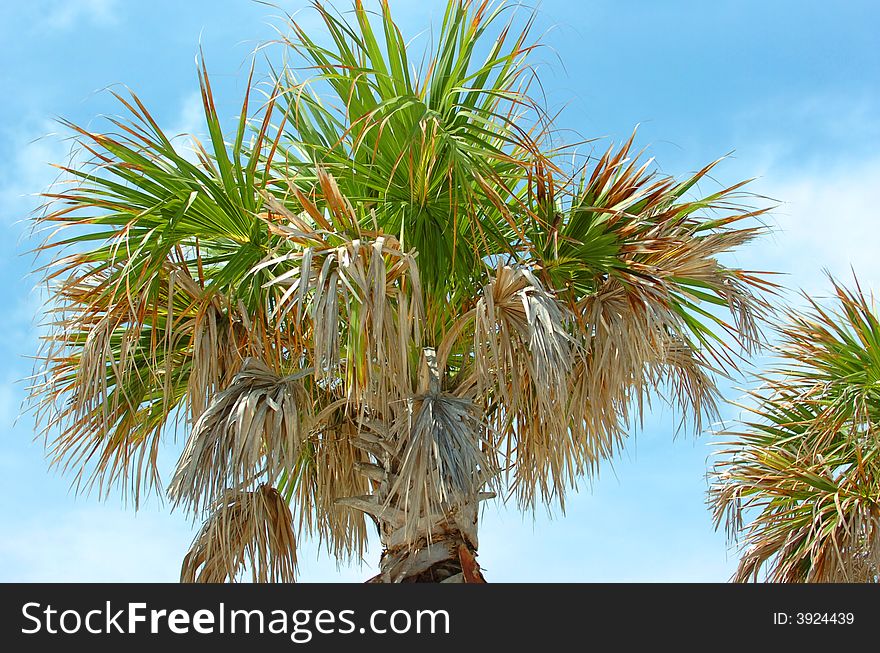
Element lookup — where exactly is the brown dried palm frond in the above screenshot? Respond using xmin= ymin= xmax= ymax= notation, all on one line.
xmin=575 ymin=277 xmax=721 ymax=439
xmin=31 ymin=255 xmax=215 ymax=504
xmin=256 ymin=186 xmax=424 ymax=416
xmin=287 ymin=419 xmax=373 ymax=562
xmin=169 ymin=357 xmax=313 ymax=513
xmin=501 ymin=387 xmax=592 ymax=510
xmin=570 ymin=143 xmax=772 ymax=428
xmin=181 ymin=484 xmax=298 ymax=583
xmin=471 ymin=265 xmax=574 ymax=410
xmin=433 ymin=264 xmax=577 ymax=508
xmin=187 ymin=301 xmax=262 ymax=424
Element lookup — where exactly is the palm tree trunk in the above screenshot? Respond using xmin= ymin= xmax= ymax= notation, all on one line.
xmin=341 ymin=348 xmax=490 ymax=582
xmin=340 ymin=462 xmax=493 ymax=583
xmin=366 ymin=499 xmax=487 ymax=583
xmin=337 ymin=443 xmax=492 ymax=583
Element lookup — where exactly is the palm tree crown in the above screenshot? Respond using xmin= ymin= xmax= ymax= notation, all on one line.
xmin=712 ymin=276 xmax=880 ymax=582
xmin=30 ymin=0 xmax=771 ymax=582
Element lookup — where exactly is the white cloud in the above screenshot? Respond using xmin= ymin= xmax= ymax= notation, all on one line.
xmin=45 ymin=0 xmax=119 ymax=31
xmin=732 ymin=94 xmax=880 ymax=167
xmin=722 ymin=90 xmax=880 ymax=300
xmin=738 ymin=155 xmax=880 ymax=299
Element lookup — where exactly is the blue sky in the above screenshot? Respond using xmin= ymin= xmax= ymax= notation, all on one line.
xmin=0 ymin=0 xmax=878 ymax=582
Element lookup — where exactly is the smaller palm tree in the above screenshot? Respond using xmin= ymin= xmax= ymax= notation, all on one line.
xmin=711 ymin=275 xmax=880 ymax=582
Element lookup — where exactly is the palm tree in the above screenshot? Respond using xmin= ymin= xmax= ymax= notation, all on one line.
xmin=711 ymin=276 xmax=880 ymax=582
xmin=29 ymin=0 xmax=771 ymax=583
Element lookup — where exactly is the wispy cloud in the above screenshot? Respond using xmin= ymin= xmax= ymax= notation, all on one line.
xmin=167 ymin=92 xmax=206 ymax=164
xmin=737 ymin=154 xmax=880 ymax=299
xmin=45 ymin=0 xmax=120 ymax=31
xmin=732 ymin=93 xmax=880 ymax=169
xmin=0 ymin=123 xmax=76 ymax=225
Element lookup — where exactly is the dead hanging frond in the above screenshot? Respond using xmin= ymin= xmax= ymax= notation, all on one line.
xmin=386 ymin=389 xmax=497 ymax=542
xmin=169 ymin=358 xmax=313 ymax=513
xmin=256 ymin=193 xmax=424 ymax=413
xmin=287 ymin=418 xmax=373 ymax=563
xmin=459 ymin=264 xmax=577 ymax=508
xmin=181 ymin=484 xmax=298 ymax=583
xmin=502 ymin=384 xmax=593 ymax=512
xmin=575 ymin=273 xmax=722 ymax=439
xmin=472 ymin=264 xmax=573 ymax=411
xmin=500 ymin=258 xmax=731 ymax=510
xmin=30 ymin=256 xmax=214 ymax=506
xmin=525 ymin=278 xmax=669 ymax=507
xmin=187 ymin=301 xmax=259 ymax=424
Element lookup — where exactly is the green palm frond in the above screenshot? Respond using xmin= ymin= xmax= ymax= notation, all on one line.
xmin=268 ymin=0 xmax=549 ymax=308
